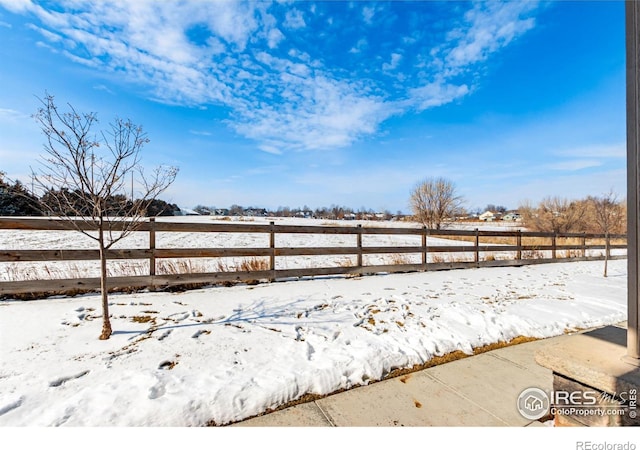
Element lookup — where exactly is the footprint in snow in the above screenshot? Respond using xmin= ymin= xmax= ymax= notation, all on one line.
xmin=0 ymin=395 xmax=25 ymax=417
xmin=167 ymin=312 xmax=190 ymax=322
xmin=305 ymin=342 xmax=315 ymax=361
xmin=191 ymin=329 xmax=211 ymax=339
xmin=157 ymin=330 xmax=172 ymax=341
xmin=49 ymin=370 xmax=90 ymax=387
xmin=148 ymin=382 xmax=166 ymax=400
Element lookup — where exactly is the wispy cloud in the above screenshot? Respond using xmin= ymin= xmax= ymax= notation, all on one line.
xmin=0 ymin=0 xmax=34 ymax=14
xmin=0 ymin=107 xmax=28 ymax=121
xmin=405 ymin=1 xmax=538 ymax=111
xmin=440 ymin=1 xmax=539 ymax=76
xmin=547 ymin=159 xmax=602 ymax=171
xmin=0 ymin=1 xmax=542 ymax=154
xmin=557 ymin=143 xmax=625 ymax=159
xmin=409 ymin=80 xmax=470 ymax=111
xmin=93 ymin=84 xmax=114 ymax=94
xmin=189 ymin=130 xmax=212 ymax=137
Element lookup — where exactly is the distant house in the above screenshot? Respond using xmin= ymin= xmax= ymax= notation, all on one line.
xmin=502 ymin=212 xmax=522 ymax=221
xmin=177 ymin=207 xmax=200 ymax=216
xmin=479 ymin=211 xmax=496 ymax=222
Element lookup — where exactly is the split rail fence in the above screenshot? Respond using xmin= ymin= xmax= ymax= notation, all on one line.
xmin=0 ymin=217 xmax=628 ymax=297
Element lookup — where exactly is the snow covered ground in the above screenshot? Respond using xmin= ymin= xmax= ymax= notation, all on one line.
xmin=0 ymin=257 xmax=627 ymax=427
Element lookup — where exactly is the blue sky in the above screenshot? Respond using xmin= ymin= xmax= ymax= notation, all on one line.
xmin=0 ymin=1 xmax=626 ymax=213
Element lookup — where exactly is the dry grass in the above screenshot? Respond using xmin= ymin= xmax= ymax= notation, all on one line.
xmin=131 ymin=315 xmax=155 ymax=324
xmin=387 ymin=253 xmax=412 ymax=265
xmin=212 ymin=257 xmax=270 ymax=273
xmin=442 ymin=233 xmax=624 ymax=248
xmin=157 ymin=259 xmax=210 ymax=275
xmin=338 ymin=257 xmax=355 ymax=268
xmin=337 ymin=257 xmax=360 ymax=278
xmin=238 ymin=257 xmax=270 ymax=272
xmin=521 ymin=250 xmax=544 ymax=259
xmin=430 ymin=254 xmax=471 ymax=264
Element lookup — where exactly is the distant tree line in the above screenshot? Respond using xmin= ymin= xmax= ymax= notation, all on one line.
xmin=0 ymin=172 xmax=180 ymax=217
xmin=192 ymin=204 xmax=403 ymax=221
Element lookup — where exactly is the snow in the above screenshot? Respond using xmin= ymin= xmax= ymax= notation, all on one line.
xmin=0 ymin=217 xmax=630 ymax=442
xmin=0 ymin=253 xmax=627 ymax=427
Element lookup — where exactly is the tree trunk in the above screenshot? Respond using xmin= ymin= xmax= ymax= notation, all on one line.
xmin=98 ymin=223 xmax=112 ymax=340
xmin=604 ymin=232 xmax=609 ymax=278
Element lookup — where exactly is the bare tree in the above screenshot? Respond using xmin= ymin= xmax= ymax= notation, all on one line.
xmin=589 ymin=191 xmax=626 ymax=277
xmin=410 ymin=177 xmax=464 ymax=229
xmin=519 ymin=196 xmax=588 ymax=233
xmin=32 ymin=93 xmax=178 ymax=340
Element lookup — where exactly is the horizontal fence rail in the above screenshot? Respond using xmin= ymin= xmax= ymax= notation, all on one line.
xmin=0 ymin=217 xmax=628 ymax=297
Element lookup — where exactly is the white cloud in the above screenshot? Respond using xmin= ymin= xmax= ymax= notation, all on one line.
xmin=267 ymin=28 xmax=284 ymax=49
xmin=189 ymin=130 xmax=212 ymax=137
xmin=362 ymin=6 xmax=376 ymax=25
xmin=0 ymin=0 xmax=34 ymax=14
xmin=406 ymin=1 xmax=538 ymax=111
xmin=4 ymin=1 xmax=542 ymax=154
xmin=442 ymin=1 xmax=538 ymax=75
xmin=231 ymin=74 xmax=392 ymax=152
xmin=257 ymin=145 xmax=283 ymax=155
xmin=547 ymin=159 xmax=602 ymax=171
xmin=93 ymin=84 xmax=114 ymax=94
xmin=27 ymin=24 xmax=63 ymax=42
xmin=557 ymin=143 xmax=625 ymax=159
xmin=409 ymin=81 xmax=470 ymax=111
xmin=284 ymin=9 xmax=305 ymax=29
xmin=0 ymin=108 xmax=27 ymax=121
xmin=349 ymin=38 xmax=367 ymax=54
xmin=382 ymin=53 xmax=402 ymax=71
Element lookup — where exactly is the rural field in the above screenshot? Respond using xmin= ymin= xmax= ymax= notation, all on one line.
xmin=0 ymin=217 xmax=628 ymax=426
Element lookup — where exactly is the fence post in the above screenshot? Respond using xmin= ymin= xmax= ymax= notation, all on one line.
xmin=149 ymin=217 xmax=156 ymax=276
xmin=357 ymin=224 xmax=363 ymax=272
xmin=474 ymin=228 xmax=479 ymax=266
xmin=422 ymin=226 xmax=427 ymax=271
xmin=552 ymin=233 xmax=557 ymax=260
xmin=269 ymin=221 xmax=276 ymax=281
xmin=516 ymin=230 xmax=522 ymax=260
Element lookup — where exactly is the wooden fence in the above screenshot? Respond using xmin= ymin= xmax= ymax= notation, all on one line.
xmin=0 ymin=217 xmax=628 ymax=297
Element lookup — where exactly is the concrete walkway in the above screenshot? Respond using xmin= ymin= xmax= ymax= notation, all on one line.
xmin=232 ymin=336 xmax=565 ymax=427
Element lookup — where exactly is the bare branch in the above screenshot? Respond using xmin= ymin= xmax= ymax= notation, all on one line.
xmin=31 ymin=93 xmax=179 ymax=339
xmin=410 ymin=177 xmax=464 ymax=229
